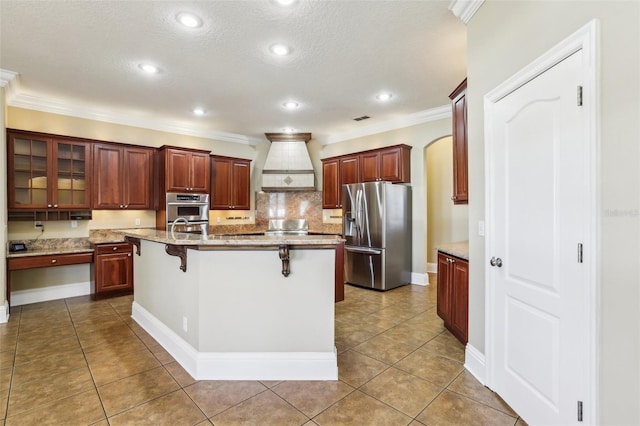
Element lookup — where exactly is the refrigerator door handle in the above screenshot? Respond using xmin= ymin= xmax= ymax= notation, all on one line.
xmin=345 ymin=246 xmax=382 ymax=255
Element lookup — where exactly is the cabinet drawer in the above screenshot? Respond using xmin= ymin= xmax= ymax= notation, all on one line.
xmin=95 ymin=243 xmax=132 ymax=255
xmin=8 ymin=252 xmax=94 ymax=270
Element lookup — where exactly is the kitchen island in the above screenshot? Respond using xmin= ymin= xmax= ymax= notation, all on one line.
xmin=120 ymin=228 xmax=343 ymax=381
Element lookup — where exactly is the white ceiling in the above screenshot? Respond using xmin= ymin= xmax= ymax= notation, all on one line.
xmin=0 ymin=1 xmax=467 ymax=145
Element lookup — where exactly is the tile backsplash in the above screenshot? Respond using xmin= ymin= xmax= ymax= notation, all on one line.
xmin=256 ymin=191 xmax=324 ymax=230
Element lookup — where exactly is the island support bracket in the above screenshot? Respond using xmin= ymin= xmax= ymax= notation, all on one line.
xmin=165 ymin=244 xmax=191 ymax=272
xmin=125 ymin=236 xmax=141 ymax=256
xmin=279 ymin=245 xmax=290 ymax=277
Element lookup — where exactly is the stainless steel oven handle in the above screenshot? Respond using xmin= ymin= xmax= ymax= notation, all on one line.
xmin=345 ymin=246 xmax=382 ymax=255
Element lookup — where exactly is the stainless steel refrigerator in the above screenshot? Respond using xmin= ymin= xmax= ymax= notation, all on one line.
xmin=343 ymin=182 xmax=411 ymax=290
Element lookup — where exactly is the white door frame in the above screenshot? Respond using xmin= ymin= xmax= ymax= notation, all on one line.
xmin=484 ymin=20 xmax=600 ymax=423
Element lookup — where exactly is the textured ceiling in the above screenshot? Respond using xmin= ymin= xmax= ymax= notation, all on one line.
xmin=0 ymin=1 xmax=466 ymax=144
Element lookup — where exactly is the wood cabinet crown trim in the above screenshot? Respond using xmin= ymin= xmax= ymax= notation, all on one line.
xmin=158 ymin=145 xmax=211 ymax=155
xmin=321 ymin=143 xmax=412 ymax=163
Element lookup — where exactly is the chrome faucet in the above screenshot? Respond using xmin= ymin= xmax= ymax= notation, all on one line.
xmin=170 ymin=217 xmax=189 ymax=240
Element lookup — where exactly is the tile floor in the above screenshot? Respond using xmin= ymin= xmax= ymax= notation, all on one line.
xmin=0 ymin=276 xmax=526 ymax=425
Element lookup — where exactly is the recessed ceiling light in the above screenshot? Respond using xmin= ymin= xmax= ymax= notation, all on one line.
xmin=275 ymin=0 xmax=296 ymax=5
xmin=282 ymin=127 xmax=296 ymax=134
xmin=283 ymin=101 xmax=299 ymax=109
xmin=138 ymin=63 xmax=160 ymax=74
xmin=176 ymin=12 xmax=202 ymax=28
xmin=193 ymin=108 xmax=205 ymax=116
xmin=376 ymin=93 xmax=393 ymax=101
xmin=270 ymin=44 xmax=291 ymax=56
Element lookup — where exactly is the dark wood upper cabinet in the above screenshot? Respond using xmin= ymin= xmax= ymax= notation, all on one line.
xmin=7 ymin=130 xmax=92 ymax=210
xmin=450 ymin=78 xmax=468 ymax=204
xmin=161 ymin=146 xmax=211 ymax=193
xmin=322 ymin=144 xmax=411 ymax=209
xmin=359 ymin=151 xmax=381 ymax=182
xmin=360 ymin=145 xmax=411 ymax=183
xmin=210 ymin=155 xmax=251 ymax=210
xmin=93 ymin=144 xmax=154 ymax=209
xmin=322 ymin=158 xmax=340 ymax=209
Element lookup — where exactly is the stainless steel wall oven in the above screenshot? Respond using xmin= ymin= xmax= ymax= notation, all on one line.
xmin=166 ymin=193 xmax=209 ymax=234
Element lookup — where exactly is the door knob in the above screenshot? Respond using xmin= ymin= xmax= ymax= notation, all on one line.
xmin=490 ymin=257 xmax=503 ymax=267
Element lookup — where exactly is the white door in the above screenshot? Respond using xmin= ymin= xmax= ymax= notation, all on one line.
xmin=486 ymin=49 xmax=589 ymax=425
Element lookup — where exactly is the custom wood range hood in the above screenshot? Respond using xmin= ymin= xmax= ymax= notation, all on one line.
xmin=261 ymin=132 xmax=314 ymax=191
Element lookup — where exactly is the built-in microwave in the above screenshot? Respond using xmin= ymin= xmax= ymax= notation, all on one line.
xmin=166 ymin=193 xmax=209 ymax=230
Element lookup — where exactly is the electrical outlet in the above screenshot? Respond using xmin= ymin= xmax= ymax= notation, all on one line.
xmin=182 ymin=316 xmax=188 ymax=332
xmin=34 ymin=221 xmax=43 ymax=228
xmin=135 ymin=218 xmax=141 ymax=226
xmin=71 ymin=220 xmax=78 ymax=228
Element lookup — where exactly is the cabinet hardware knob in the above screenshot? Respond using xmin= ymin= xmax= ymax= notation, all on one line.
xmin=490 ymin=257 xmax=503 ymax=267
xmin=51 ymin=259 xmax=57 ymax=263
xmin=124 ymin=205 xmax=128 ymax=208
xmin=53 ymin=204 xmax=58 ymax=208
xmin=47 ymin=204 xmax=52 ymax=208
xmin=113 ymin=247 xmax=118 ymax=251
xmin=120 ymin=205 xmax=124 ymax=208
xmin=451 ymin=196 xmax=457 ymax=200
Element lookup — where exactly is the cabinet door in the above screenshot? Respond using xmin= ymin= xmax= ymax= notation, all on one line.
xmin=165 ymin=149 xmax=191 ymax=192
xmin=123 ymin=147 xmax=154 ymax=209
xmin=8 ymin=132 xmax=51 ymax=208
xmin=339 ymin=155 xmax=360 ymax=207
xmin=449 ymin=258 xmax=469 ymax=344
xmin=360 ymin=152 xmax=380 ymax=182
xmin=52 ymin=139 xmax=91 ymax=209
xmin=322 ymin=159 xmax=340 ymax=208
xmin=231 ymin=160 xmax=251 ymax=210
xmin=436 ymin=253 xmax=452 ymax=325
xmin=379 ymin=147 xmax=403 ymax=182
xmin=189 ymin=152 xmax=211 ymax=193
xmin=451 ymin=79 xmax=468 ymax=204
xmin=93 ymin=144 xmax=124 ymax=209
xmin=211 ymin=157 xmax=232 ymax=209
xmin=95 ymin=252 xmax=133 ymax=293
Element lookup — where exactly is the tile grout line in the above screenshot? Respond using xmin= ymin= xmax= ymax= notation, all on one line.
xmin=65 ymin=298 xmax=109 ymax=424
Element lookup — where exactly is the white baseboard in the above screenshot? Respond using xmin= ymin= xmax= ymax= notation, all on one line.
xmin=10 ymin=281 xmax=90 ymax=307
xmin=0 ymin=300 xmax=9 ymax=323
xmin=427 ymin=262 xmax=437 ymax=274
xmin=464 ymin=343 xmax=486 ymax=385
xmin=411 ymin=272 xmax=428 ymax=286
xmin=132 ymin=302 xmax=338 ymax=381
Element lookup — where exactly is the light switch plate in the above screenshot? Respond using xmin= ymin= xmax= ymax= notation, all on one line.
xmin=478 ymin=220 xmax=485 ymax=236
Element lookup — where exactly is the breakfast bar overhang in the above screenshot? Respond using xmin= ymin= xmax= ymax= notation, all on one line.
xmin=121 ymin=229 xmax=343 ymax=381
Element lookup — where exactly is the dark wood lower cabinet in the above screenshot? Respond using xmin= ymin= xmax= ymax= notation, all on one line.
xmin=90 ymin=242 xmax=133 ymax=300
xmin=436 ymin=251 xmax=468 ymax=344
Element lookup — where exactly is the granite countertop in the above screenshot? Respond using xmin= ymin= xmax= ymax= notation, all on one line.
xmin=120 ymin=228 xmax=344 ymax=247
xmin=6 ymin=225 xmax=344 ymax=259
xmin=7 ymin=238 xmax=93 ymax=259
xmin=436 ymin=241 xmax=469 ymax=260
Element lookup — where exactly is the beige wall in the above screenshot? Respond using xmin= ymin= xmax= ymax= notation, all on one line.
xmin=426 ymin=136 xmax=468 ymax=265
xmin=1 ymin=88 xmax=7 ymax=312
xmin=319 ymin=118 xmax=453 ymax=276
xmin=467 ymin=1 xmax=640 ymax=424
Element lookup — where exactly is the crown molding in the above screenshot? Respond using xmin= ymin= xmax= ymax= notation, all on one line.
xmin=318 ymin=105 xmax=451 ymax=145
xmin=449 ymin=0 xmax=485 ymax=24
xmin=5 ymin=83 xmax=258 ymax=146
xmin=3 ymin=68 xmax=450 ymax=148
xmin=0 ymin=69 xmax=18 ymax=87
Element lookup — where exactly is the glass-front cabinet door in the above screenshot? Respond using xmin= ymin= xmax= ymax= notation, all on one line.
xmin=8 ymin=131 xmax=92 ymax=210
xmin=54 ymin=140 xmax=90 ymax=208
xmin=8 ymin=133 xmax=50 ymax=209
